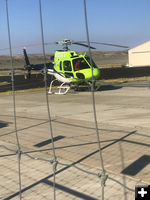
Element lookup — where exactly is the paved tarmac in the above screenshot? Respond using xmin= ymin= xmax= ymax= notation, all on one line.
xmin=0 ymin=81 xmax=150 ymax=200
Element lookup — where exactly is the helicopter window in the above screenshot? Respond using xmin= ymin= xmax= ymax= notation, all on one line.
xmin=85 ymin=56 xmax=98 ymax=68
xmin=73 ymin=58 xmax=90 ymax=71
xmin=63 ymin=61 xmax=72 ymax=71
xmin=60 ymin=61 xmax=62 ymax=71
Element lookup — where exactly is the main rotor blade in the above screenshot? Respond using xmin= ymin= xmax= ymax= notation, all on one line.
xmin=72 ymin=42 xmax=96 ymax=49
xmin=0 ymin=42 xmax=56 ymax=51
xmin=78 ymin=41 xmax=129 ymax=48
xmin=91 ymin=42 xmax=129 ymax=48
xmin=0 ymin=40 xmax=128 ymax=52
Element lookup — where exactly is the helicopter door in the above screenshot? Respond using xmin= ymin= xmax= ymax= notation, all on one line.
xmin=63 ymin=61 xmax=74 ymax=78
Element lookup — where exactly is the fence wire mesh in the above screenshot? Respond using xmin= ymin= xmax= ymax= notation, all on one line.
xmin=0 ymin=0 xmax=149 ymax=200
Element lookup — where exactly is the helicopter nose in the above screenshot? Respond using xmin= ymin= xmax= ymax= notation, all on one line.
xmin=85 ymin=68 xmax=100 ymax=80
xmin=94 ymin=68 xmax=101 ymax=79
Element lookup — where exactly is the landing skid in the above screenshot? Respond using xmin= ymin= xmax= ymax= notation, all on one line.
xmin=48 ymin=79 xmax=70 ymax=95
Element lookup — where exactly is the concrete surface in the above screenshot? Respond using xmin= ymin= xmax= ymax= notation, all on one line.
xmin=0 ymin=81 xmax=150 ymax=200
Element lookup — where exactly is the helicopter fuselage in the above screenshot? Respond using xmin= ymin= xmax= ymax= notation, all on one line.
xmin=53 ymin=50 xmax=100 ymax=83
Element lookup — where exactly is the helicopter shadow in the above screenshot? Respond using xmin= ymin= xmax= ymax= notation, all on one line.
xmin=96 ymin=84 xmax=122 ymax=91
xmin=73 ymin=84 xmax=122 ymax=92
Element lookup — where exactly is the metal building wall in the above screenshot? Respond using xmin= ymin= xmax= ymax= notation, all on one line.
xmin=128 ymin=41 xmax=150 ymax=67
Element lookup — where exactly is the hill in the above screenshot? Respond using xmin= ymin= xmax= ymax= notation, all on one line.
xmin=0 ymin=50 xmax=128 ymax=70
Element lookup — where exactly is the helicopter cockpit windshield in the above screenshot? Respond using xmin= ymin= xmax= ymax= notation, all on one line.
xmin=85 ymin=56 xmax=98 ymax=69
xmin=73 ymin=57 xmax=97 ymax=71
xmin=73 ymin=57 xmax=90 ymax=71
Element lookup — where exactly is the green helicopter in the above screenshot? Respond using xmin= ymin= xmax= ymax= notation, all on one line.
xmin=23 ymin=39 xmax=128 ymax=94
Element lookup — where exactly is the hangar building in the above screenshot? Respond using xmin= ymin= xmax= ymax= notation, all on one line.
xmin=128 ymin=41 xmax=150 ymax=67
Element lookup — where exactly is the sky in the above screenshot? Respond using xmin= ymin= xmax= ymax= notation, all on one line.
xmin=0 ymin=0 xmax=150 ymax=55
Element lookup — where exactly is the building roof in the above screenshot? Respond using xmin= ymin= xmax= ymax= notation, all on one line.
xmin=129 ymin=41 xmax=150 ymax=53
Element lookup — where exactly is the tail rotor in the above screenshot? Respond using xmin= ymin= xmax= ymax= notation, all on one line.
xmin=23 ymin=47 xmax=32 ymax=79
